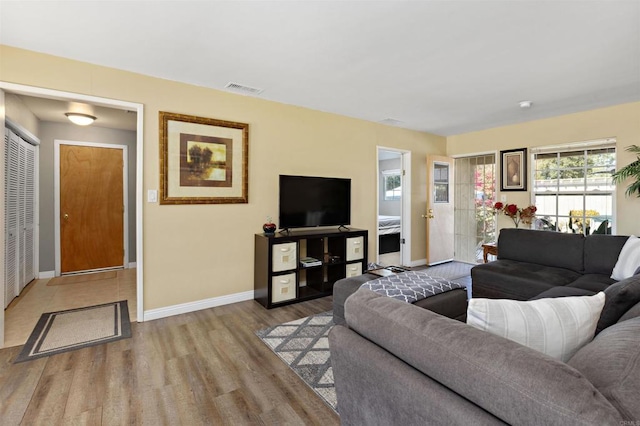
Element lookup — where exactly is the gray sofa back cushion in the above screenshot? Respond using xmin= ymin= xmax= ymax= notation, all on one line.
xmin=584 ymin=234 xmax=628 ymax=275
xmin=596 ymin=275 xmax=640 ymax=334
xmin=345 ymin=289 xmax=623 ymax=425
xmin=498 ymin=229 xmax=585 ymax=272
xmin=568 ymin=317 xmax=640 ymax=421
xmin=618 ymin=301 xmax=640 ymax=323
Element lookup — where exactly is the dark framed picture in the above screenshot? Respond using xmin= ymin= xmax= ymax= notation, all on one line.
xmin=500 ymin=148 xmax=527 ymax=191
xmin=159 ymin=112 xmax=249 ymax=204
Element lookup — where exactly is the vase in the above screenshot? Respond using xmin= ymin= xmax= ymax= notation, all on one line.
xmin=263 ymin=223 xmax=277 ymax=235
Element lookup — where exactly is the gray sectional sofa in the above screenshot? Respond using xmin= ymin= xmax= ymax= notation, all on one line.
xmin=329 ymin=277 xmax=640 ymax=425
xmin=471 ymin=228 xmax=629 ymax=300
xmin=329 ymin=229 xmax=640 ymax=424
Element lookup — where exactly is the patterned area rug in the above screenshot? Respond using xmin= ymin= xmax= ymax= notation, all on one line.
xmin=256 ymin=311 xmax=337 ymax=412
xmin=15 ymin=300 xmax=131 ymax=363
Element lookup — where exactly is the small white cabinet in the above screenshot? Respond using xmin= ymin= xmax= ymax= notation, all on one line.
xmin=345 ymin=262 xmax=362 ymax=278
xmin=272 ymin=242 xmax=297 ymax=272
xmin=346 ymin=236 xmax=364 ymax=261
xmin=271 ymin=273 xmax=296 ymax=303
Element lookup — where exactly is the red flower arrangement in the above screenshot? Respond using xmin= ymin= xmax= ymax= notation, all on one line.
xmin=492 ymin=202 xmax=537 ymax=228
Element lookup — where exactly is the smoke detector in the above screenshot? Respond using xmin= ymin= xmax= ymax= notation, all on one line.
xmin=519 ymin=100 xmax=533 ymax=109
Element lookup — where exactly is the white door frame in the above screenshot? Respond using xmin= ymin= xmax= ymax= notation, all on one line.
xmin=0 ymin=82 xmax=145 ymax=348
xmin=376 ymin=146 xmax=411 ymax=266
xmin=54 ymin=140 xmax=129 ymax=276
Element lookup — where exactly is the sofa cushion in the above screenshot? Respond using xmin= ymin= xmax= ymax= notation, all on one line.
xmin=467 ymin=293 xmax=605 ymax=362
xmin=618 ymin=301 xmax=640 ymax=323
xmin=611 ymin=235 xmax=640 ymax=280
xmin=568 ymin=317 xmax=640 ymax=421
xmin=567 ymin=274 xmax=615 ymax=293
xmin=471 ymin=259 xmax=580 ymax=300
xmin=344 ymin=289 xmax=623 ymax=425
xmin=596 ymin=275 xmax=640 ymax=333
xmin=531 ymin=286 xmax=595 ymax=299
xmin=584 ymin=234 xmax=628 ymax=274
xmin=498 ymin=228 xmax=584 ymax=272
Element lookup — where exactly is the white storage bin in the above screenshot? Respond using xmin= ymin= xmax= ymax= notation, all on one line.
xmin=346 ymin=236 xmax=364 ymax=261
xmin=271 ymin=273 xmax=296 ymax=303
xmin=272 ymin=242 xmax=297 ymax=272
xmin=345 ymin=262 xmax=362 ymax=278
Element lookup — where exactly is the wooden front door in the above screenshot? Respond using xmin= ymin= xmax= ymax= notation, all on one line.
xmin=60 ymin=144 xmax=124 ymax=273
xmin=426 ymin=155 xmax=454 ymax=265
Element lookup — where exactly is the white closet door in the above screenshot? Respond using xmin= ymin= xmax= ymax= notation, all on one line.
xmin=4 ymin=129 xmax=20 ymax=308
xmin=3 ymin=128 xmax=37 ymax=307
xmin=22 ymin=142 xmax=36 ymax=288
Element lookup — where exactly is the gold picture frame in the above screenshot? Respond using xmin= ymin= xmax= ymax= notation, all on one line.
xmin=159 ymin=112 xmax=249 ymax=204
xmin=500 ymin=148 xmax=527 ymax=191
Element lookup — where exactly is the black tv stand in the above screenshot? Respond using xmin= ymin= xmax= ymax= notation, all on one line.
xmin=254 ymin=228 xmax=368 ymax=308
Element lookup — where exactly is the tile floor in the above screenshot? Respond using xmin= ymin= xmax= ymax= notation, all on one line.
xmin=4 ymin=268 xmax=137 ymax=348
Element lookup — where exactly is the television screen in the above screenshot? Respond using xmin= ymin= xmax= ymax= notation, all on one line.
xmin=279 ymin=175 xmax=351 ymax=229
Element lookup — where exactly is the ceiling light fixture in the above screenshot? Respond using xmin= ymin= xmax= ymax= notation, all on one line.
xmin=65 ymin=112 xmax=96 ymax=126
xmin=519 ymin=100 xmax=533 ymax=109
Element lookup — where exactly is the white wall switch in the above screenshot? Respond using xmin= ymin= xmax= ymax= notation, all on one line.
xmin=147 ymin=189 xmax=158 ymax=203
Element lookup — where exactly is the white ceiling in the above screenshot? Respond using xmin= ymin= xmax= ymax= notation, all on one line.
xmin=1 ymin=1 xmax=639 ymax=136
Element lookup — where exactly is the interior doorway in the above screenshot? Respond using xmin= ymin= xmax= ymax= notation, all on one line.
xmin=0 ymin=82 xmax=144 ymax=348
xmin=377 ymin=147 xmax=411 ymax=267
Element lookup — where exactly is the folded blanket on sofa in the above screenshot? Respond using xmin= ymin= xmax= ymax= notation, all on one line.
xmin=361 ymin=271 xmax=465 ymax=304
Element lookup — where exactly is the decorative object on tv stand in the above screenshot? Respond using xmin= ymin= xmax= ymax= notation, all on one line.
xmin=492 ymin=202 xmax=536 ymax=228
xmin=612 ymin=144 xmax=640 ymax=198
xmin=159 ymin=111 xmax=249 ymax=204
xmin=500 ymin=148 xmax=527 ymax=191
xmin=263 ymin=216 xmax=277 ymax=235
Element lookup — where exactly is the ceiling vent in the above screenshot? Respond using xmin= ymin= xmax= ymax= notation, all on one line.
xmin=379 ymin=118 xmax=404 ymax=126
xmin=224 ymin=82 xmax=264 ymax=96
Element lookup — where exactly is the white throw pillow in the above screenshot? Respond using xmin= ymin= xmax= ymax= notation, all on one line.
xmin=611 ymin=235 xmax=640 ymax=280
xmin=467 ymin=292 xmax=605 ymax=362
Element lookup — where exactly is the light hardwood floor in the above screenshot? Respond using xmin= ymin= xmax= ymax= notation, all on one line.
xmin=0 ymin=294 xmax=339 ymax=425
xmin=4 ymin=269 xmax=137 ymax=348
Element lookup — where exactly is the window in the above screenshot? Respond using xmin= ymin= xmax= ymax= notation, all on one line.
xmin=383 ymin=170 xmax=401 ymax=201
xmin=533 ymin=143 xmax=615 ymax=235
xmin=433 ymin=163 xmax=450 ymax=203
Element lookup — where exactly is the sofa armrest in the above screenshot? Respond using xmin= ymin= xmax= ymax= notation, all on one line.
xmin=343 ymin=289 xmax=622 ymax=425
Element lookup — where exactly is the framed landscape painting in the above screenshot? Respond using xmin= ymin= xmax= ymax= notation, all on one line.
xmin=159 ymin=112 xmax=249 ymax=204
xmin=500 ymin=148 xmax=527 ymax=191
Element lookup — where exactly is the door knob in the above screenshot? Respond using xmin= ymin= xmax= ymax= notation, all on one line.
xmin=63 ymin=213 xmax=69 ymax=220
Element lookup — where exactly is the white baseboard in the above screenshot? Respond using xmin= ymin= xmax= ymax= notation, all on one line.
xmin=39 ymin=270 xmax=55 ymax=279
xmin=128 ymin=262 xmax=137 ymax=268
xmin=143 ymin=290 xmax=255 ymax=321
xmin=407 ymin=259 xmax=427 ymax=268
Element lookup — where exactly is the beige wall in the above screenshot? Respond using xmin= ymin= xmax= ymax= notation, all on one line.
xmin=5 ymin=93 xmax=39 ymax=136
xmin=447 ymin=102 xmax=640 ymax=236
xmin=0 ymin=45 xmax=446 ymax=311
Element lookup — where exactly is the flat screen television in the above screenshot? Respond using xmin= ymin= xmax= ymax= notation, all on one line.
xmin=279 ymin=175 xmax=351 ymax=229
